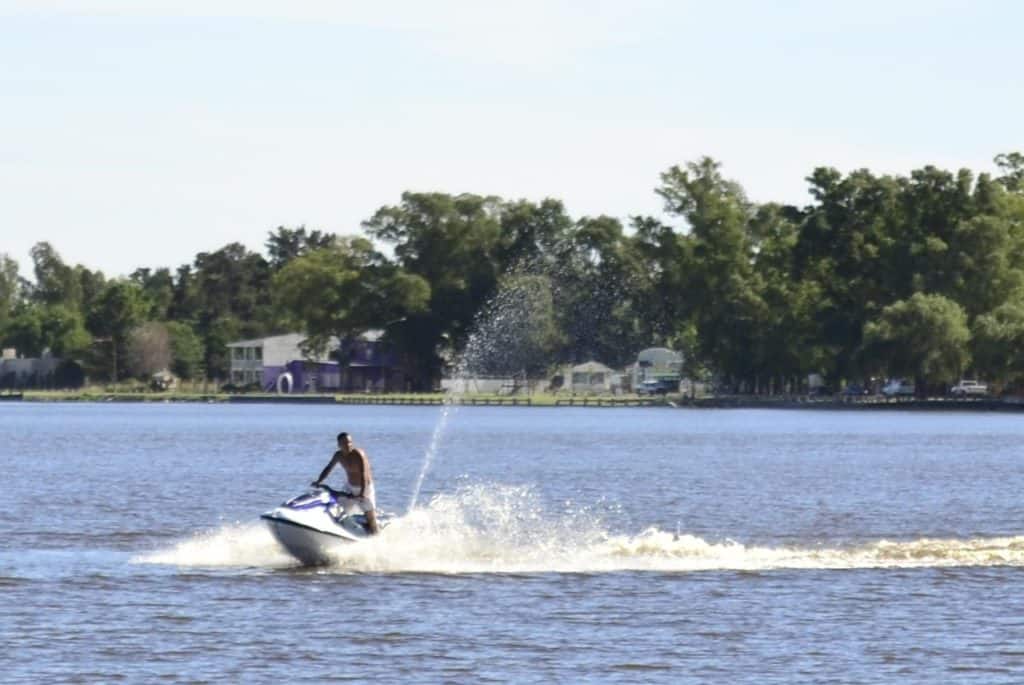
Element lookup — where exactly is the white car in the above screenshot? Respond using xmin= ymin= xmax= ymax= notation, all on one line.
xmin=950 ymin=379 xmax=988 ymax=397
xmin=882 ymin=379 xmax=915 ymax=397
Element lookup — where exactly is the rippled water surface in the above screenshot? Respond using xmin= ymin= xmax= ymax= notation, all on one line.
xmin=4 ymin=403 xmax=1024 ymax=683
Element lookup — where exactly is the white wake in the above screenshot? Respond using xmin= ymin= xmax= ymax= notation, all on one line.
xmin=135 ymin=484 xmax=1024 ymax=573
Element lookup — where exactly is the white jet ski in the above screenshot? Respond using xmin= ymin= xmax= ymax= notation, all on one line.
xmin=261 ymin=485 xmax=376 ymax=566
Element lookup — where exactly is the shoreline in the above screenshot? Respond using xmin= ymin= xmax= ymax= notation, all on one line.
xmin=6 ymin=391 xmax=1023 ymax=411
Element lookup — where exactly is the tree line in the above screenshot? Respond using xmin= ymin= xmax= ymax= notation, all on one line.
xmin=2 ymin=153 xmax=1023 ymax=394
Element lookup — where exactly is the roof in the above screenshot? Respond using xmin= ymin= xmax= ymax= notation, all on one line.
xmin=571 ymin=360 xmax=615 ymax=373
xmin=226 ymin=331 xmax=384 ymax=347
xmin=226 ymin=333 xmax=307 ymax=348
xmin=637 ymin=347 xmax=682 ymax=365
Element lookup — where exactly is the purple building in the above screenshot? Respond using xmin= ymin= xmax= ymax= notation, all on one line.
xmin=226 ymin=332 xmax=409 ymax=393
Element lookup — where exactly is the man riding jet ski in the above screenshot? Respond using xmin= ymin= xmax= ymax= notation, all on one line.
xmin=261 ymin=432 xmax=382 ymax=566
xmin=261 ymin=484 xmax=375 ymax=566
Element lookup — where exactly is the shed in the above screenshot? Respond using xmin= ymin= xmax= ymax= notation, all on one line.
xmin=570 ymin=361 xmax=616 ymax=393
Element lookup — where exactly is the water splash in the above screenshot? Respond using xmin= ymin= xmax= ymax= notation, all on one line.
xmin=134 ymin=520 xmax=296 ymax=568
xmin=407 ymin=262 xmax=581 ymax=511
xmin=406 ymin=400 xmax=457 ymax=512
xmin=137 ymin=484 xmax=1024 ymax=574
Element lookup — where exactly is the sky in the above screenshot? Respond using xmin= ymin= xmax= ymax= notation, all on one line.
xmin=2 ymin=0 xmax=1022 ymax=278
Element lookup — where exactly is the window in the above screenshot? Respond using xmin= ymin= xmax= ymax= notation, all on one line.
xmin=245 ymin=347 xmax=254 ymax=360
xmin=254 ymin=347 xmax=262 ymax=361
xmin=232 ymin=348 xmax=244 ymax=361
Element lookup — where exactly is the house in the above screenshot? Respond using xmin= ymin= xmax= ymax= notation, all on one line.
xmin=569 ymin=361 xmax=617 ymax=394
xmin=227 ymin=333 xmax=338 ymax=392
xmin=0 ymin=348 xmax=60 ymax=389
xmin=631 ymin=347 xmax=682 ymax=391
xmin=226 ymin=331 xmax=409 ymax=393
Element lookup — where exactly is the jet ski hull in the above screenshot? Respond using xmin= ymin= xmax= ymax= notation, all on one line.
xmin=261 ymin=487 xmax=372 ymax=566
xmin=261 ymin=513 xmax=357 ymax=566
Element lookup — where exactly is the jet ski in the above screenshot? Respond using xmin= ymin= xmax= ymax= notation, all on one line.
xmin=261 ymin=485 xmax=376 ymax=566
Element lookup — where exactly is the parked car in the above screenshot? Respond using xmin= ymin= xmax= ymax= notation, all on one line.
xmin=882 ymin=379 xmax=915 ymax=397
xmin=637 ymin=378 xmax=678 ymax=395
xmin=840 ymin=383 xmax=870 ymax=396
xmin=950 ymin=379 xmax=988 ymax=397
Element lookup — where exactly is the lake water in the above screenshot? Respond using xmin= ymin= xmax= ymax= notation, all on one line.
xmin=3 ymin=402 xmax=1024 ymax=683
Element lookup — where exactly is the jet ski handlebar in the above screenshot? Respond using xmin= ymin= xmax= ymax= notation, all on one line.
xmin=309 ymin=482 xmax=357 ymax=499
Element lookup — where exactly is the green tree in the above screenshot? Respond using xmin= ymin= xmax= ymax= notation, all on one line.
xmin=1 ymin=302 xmax=90 ymax=358
xmin=749 ymin=203 xmax=824 ymax=392
xmin=657 ymin=157 xmax=767 ymax=389
xmin=795 ymin=168 xmax=901 ymax=384
xmin=86 ymin=281 xmax=148 ymax=382
xmin=863 ymin=293 xmax=970 ymax=392
xmin=75 ymin=266 xmax=107 ymax=321
xmin=185 ymin=243 xmax=275 ymax=378
xmin=0 ymin=253 xmax=21 ymax=334
xmin=265 ymin=226 xmax=334 ymax=270
xmin=628 ymin=216 xmax=692 ymax=347
xmin=39 ymin=304 xmax=92 ymax=357
xmin=995 ymin=151 xmax=1024 ymax=192
xmin=272 ymin=237 xmax=430 ymax=359
xmin=191 ymin=243 xmax=273 ymax=336
xmin=552 ymin=214 xmax=646 ymax=367
xmin=496 ymin=198 xmax=575 ymax=270
xmin=971 ymin=299 xmax=1024 ymax=388
xmin=3 ymin=304 xmax=44 ymax=357
xmin=130 ymin=267 xmax=176 ymax=320
xmin=165 ymin=321 xmax=204 ymax=380
xmin=364 ymin=192 xmax=503 ymax=387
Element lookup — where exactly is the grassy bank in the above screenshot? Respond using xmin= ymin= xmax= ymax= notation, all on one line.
xmin=12 ymin=389 xmax=1020 ymax=410
xmin=17 ymin=389 xmax=673 ymax=407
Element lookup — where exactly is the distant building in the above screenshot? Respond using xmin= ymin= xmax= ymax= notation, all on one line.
xmin=631 ymin=347 xmax=682 ymax=391
xmin=226 ymin=333 xmax=337 ymax=392
xmin=0 ymin=348 xmax=61 ymax=388
xmin=226 ymin=332 xmax=410 ymax=393
xmin=569 ymin=361 xmax=616 ymax=394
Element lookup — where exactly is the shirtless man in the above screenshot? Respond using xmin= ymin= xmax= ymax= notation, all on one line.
xmin=312 ymin=432 xmax=380 ymax=535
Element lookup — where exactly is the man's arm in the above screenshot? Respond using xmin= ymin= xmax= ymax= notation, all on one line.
xmin=357 ymin=448 xmax=370 ymax=494
xmin=312 ymin=453 xmax=339 ymax=485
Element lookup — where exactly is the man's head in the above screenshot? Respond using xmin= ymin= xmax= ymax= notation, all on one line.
xmin=337 ymin=432 xmax=352 ymax=451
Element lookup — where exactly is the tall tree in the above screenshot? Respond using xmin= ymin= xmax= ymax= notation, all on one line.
xmin=189 ymin=243 xmax=274 ymax=377
xmin=0 ymin=253 xmax=21 ymax=334
xmin=995 ymin=151 xmax=1024 ymax=192
xmin=749 ymin=203 xmax=823 ymax=391
xmin=795 ymin=168 xmax=901 ymax=383
xmin=553 ymin=215 xmax=645 ymax=367
xmin=628 ymin=215 xmax=692 ymax=347
xmin=86 ymin=281 xmax=148 ymax=382
xmin=363 ymin=192 xmax=504 ymax=386
xmin=29 ymin=242 xmax=82 ymax=309
xmin=265 ymin=226 xmax=334 ymax=270
xmin=657 ymin=157 xmax=766 ymax=389
xmin=971 ymin=299 xmax=1024 ymax=388
xmin=164 ymin=321 xmax=204 ymax=380
xmin=862 ymin=293 xmax=970 ymax=392
xmin=495 ymin=198 xmax=575 ymax=270
xmin=130 ymin=267 xmax=176 ymax=321
xmin=272 ymin=237 xmax=430 ymax=358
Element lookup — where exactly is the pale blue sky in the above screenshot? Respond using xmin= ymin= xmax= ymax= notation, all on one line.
xmin=2 ymin=1 xmax=1022 ymax=277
